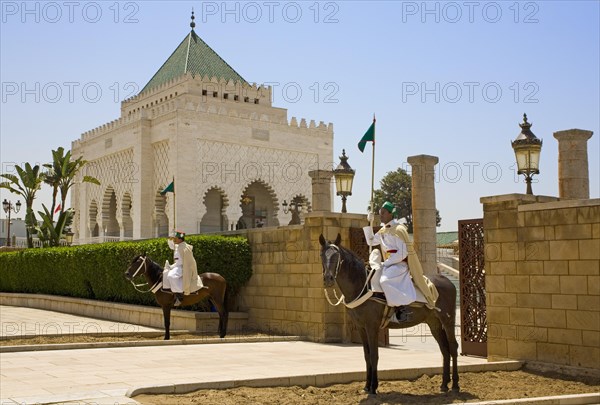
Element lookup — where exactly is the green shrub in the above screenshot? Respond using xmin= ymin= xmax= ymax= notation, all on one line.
xmin=0 ymin=235 xmax=252 ymax=311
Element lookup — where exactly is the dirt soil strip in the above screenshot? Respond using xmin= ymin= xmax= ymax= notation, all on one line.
xmin=133 ymin=369 xmax=600 ymax=405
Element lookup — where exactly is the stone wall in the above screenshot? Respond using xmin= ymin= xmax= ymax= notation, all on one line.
xmin=481 ymin=194 xmax=599 ymax=369
xmin=237 ymin=212 xmax=369 ymax=343
xmin=0 ymin=293 xmax=249 ymax=333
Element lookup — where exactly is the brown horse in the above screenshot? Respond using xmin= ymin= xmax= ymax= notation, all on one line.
xmin=124 ymin=254 xmax=228 ymax=340
xmin=319 ymin=234 xmax=459 ymax=395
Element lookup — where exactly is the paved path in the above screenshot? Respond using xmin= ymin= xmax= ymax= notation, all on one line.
xmin=0 ymin=305 xmax=493 ymax=405
xmin=1 ymin=305 xmax=161 ymax=338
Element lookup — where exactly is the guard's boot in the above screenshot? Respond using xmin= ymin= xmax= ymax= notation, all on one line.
xmin=395 ymin=305 xmax=412 ymax=322
xmin=174 ymin=293 xmax=184 ymax=307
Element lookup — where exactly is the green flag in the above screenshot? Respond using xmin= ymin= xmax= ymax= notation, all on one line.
xmin=358 ymin=121 xmax=375 ymax=152
xmin=160 ymin=181 xmax=174 ymax=195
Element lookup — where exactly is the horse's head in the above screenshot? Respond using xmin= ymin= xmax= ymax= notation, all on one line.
xmin=319 ymin=233 xmax=342 ymax=288
xmin=124 ymin=254 xmax=147 ymax=281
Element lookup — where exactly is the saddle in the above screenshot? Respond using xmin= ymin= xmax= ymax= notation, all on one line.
xmin=379 ymin=303 xmax=425 ymax=329
xmin=161 ymin=287 xmax=205 ymax=295
xmin=367 ymin=290 xmax=426 ymax=329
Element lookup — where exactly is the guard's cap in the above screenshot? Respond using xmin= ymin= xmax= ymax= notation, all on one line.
xmin=171 ymin=230 xmax=186 ymax=240
xmin=381 ymin=201 xmax=396 ymax=215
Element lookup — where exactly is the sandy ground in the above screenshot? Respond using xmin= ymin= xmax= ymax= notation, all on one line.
xmin=135 ymin=370 xmax=599 ymax=405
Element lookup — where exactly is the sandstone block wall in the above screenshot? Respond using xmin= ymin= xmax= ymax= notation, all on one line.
xmin=237 ymin=213 xmax=369 ymax=342
xmin=481 ymin=194 xmax=599 ymax=369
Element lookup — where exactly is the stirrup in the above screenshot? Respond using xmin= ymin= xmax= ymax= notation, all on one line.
xmin=380 ymin=306 xmax=395 ymax=329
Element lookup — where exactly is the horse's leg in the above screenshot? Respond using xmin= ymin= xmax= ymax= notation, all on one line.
xmin=208 ymin=284 xmax=228 ymax=338
xmin=358 ymin=328 xmax=372 ymax=393
xmin=211 ymin=297 xmax=228 ymax=338
xmin=443 ymin=319 xmax=460 ymax=391
xmin=162 ymin=305 xmax=172 ymax=340
xmin=220 ymin=304 xmax=229 ymax=338
xmin=428 ymin=318 xmax=451 ymax=392
xmin=365 ymin=327 xmax=380 ymax=395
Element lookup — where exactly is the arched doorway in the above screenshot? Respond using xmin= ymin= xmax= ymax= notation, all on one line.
xmin=121 ymin=193 xmax=133 ymax=238
xmin=284 ymin=194 xmax=310 ymax=225
xmin=238 ymin=180 xmax=278 ymax=229
xmin=102 ymin=187 xmax=119 ymax=237
xmin=201 ymin=187 xmax=228 ymax=232
xmin=89 ymin=200 xmax=99 ymax=237
xmin=153 ymin=191 xmax=169 ymax=237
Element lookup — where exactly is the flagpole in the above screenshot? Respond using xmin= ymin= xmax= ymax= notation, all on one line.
xmin=369 ymin=115 xmax=376 ymax=254
xmin=172 ymin=175 xmax=176 ymax=230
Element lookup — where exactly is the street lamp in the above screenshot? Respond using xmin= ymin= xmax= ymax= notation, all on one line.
xmin=2 ymin=199 xmax=22 ymax=247
xmin=511 ymin=113 xmax=543 ymax=195
xmin=282 ymin=199 xmax=302 ymax=225
xmin=65 ymin=229 xmax=74 ymax=246
xmin=333 ymin=149 xmax=355 ymax=213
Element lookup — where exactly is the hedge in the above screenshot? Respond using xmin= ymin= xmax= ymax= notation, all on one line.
xmin=0 ymin=235 xmax=252 ymax=311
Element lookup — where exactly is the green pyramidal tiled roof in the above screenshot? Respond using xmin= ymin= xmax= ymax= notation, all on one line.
xmin=141 ymin=30 xmax=247 ymax=94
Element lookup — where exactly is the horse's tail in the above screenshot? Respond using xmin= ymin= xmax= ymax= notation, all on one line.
xmin=219 ymin=282 xmax=229 ymax=338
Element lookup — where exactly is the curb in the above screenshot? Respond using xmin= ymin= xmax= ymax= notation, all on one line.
xmin=127 ymin=360 xmax=523 ymax=396
xmin=0 ymin=335 xmax=305 ymax=353
xmin=469 ymin=393 xmax=600 ymax=405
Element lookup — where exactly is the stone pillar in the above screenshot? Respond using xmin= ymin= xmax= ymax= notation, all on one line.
xmin=132 ymin=117 xmax=154 ymax=238
xmin=553 ymin=129 xmax=594 ymax=199
xmin=226 ymin=205 xmax=242 ymax=231
xmin=407 ymin=155 xmax=438 ymax=276
xmin=308 ymin=170 xmax=333 ymax=212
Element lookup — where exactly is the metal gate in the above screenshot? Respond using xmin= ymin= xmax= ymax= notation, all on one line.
xmin=458 ymin=218 xmax=487 ymax=357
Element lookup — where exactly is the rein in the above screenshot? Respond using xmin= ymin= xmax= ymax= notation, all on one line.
xmin=323 ymin=244 xmax=374 ymax=309
xmin=128 ymin=256 xmax=162 ymax=294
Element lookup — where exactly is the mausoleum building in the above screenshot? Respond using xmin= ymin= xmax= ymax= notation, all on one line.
xmin=71 ymin=16 xmax=334 ymax=243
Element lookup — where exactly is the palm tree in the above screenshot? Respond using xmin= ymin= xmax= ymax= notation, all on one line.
xmin=41 ymin=147 xmax=99 ymax=246
xmin=0 ymin=163 xmax=45 ymax=247
xmin=58 ymin=150 xmax=100 ymax=214
xmin=44 ymin=147 xmax=100 ymax=219
xmin=43 ymin=149 xmax=62 ymax=219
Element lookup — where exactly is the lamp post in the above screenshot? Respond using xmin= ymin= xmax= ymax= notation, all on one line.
xmin=2 ymin=199 xmax=21 ymax=247
xmin=333 ymin=149 xmax=355 ymax=213
xmin=282 ymin=199 xmax=302 ymax=225
xmin=511 ymin=114 xmax=543 ymax=195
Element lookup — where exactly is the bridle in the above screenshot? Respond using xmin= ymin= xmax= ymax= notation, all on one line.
xmin=127 ymin=256 xmax=162 ymax=294
xmin=322 ymin=244 xmax=374 ymax=308
xmin=323 ymin=244 xmax=343 ymax=283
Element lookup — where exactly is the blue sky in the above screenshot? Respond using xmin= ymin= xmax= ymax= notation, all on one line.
xmin=1 ymin=1 xmax=599 ymax=231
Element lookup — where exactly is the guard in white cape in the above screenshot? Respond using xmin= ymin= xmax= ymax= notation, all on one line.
xmin=163 ymin=231 xmax=204 ymax=306
xmin=363 ymin=201 xmax=439 ymax=312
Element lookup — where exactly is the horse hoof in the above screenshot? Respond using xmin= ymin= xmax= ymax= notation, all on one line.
xmin=440 ymin=385 xmax=449 ymax=393
xmin=452 ymin=386 xmax=460 ymax=392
